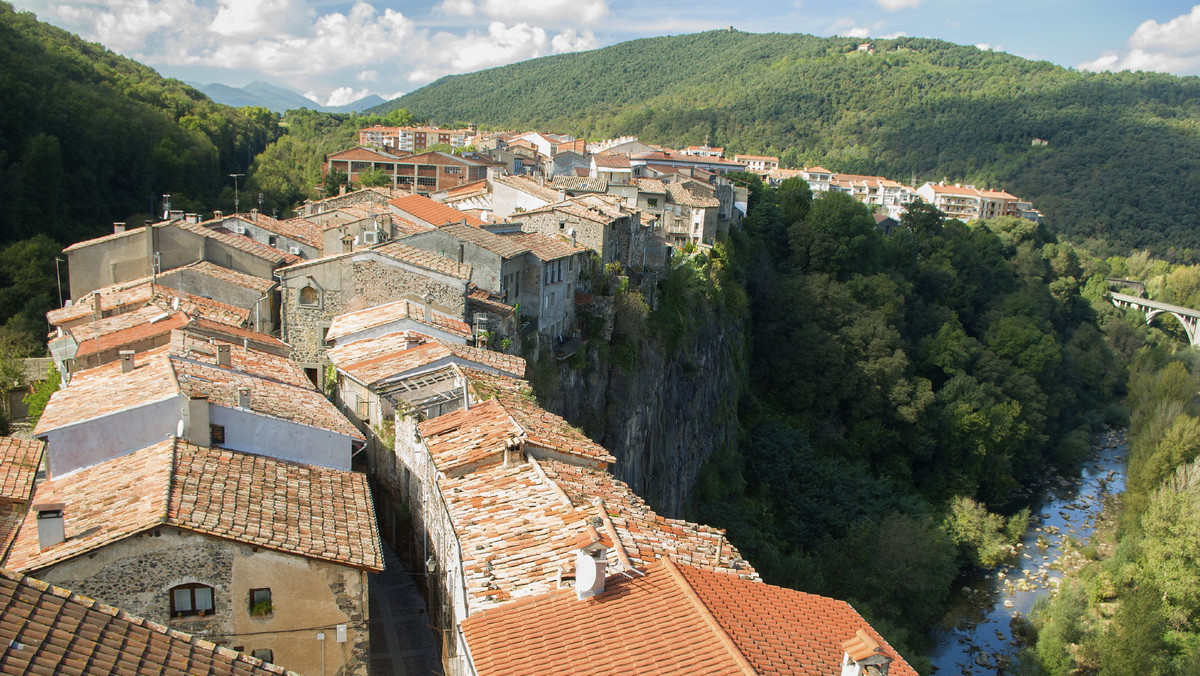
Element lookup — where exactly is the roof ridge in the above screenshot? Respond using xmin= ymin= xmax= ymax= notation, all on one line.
xmin=660 ymin=558 xmax=758 ymax=676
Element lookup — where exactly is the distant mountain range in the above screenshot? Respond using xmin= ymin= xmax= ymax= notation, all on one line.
xmin=191 ymin=80 xmax=386 ymax=114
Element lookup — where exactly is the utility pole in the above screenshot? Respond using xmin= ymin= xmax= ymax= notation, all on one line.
xmin=229 ymin=173 xmax=246 ymax=214
xmin=54 ymin=257 xmax=64 ymax=307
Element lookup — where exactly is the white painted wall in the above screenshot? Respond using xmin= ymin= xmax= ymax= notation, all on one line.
xmin=44 ymin=396 xmax=183 ymax=477
xmin=209 ymin=405 xmax=353 ymax=470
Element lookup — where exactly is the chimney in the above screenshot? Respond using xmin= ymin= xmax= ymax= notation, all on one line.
xmin=250 ymin=208 xmax=259 ymax=222
xmin=185 ymin=213 xmax=201 ymax=224
xmin=213 ymin=210 xmax=224 ymax=219
xmin=181 ymin=395 xmax=210 ymax=446
xmin=113 ymin=222 xmax=126 ymax=234
xmin=457 ymin=243 xmax=465 ymax=264
xmin=339 ymin=184 xmax=347 ymax=196
xmin=574 ymin=524 xmax=611 ymax=600
xmin=119 ymin=350 xmax=135 ymax=373
xmin=216 ymin=344 xmax=231 ymax=367
xmin=840 ymin=629 xmax=891 ymax=676
xmin=92 ymin=294 xmax=103 ymax=320
xmin=423 ymin=294 xmax=434 ymax=323
xmin=341 ymin=232 xmax=354 ymax=254
xmin=237 ymin=386 xmax=251 ymax=409
xmin=35 ymin=504 xmax=65 ymax=550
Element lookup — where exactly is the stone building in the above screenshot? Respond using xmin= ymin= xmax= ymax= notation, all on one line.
xmin=516 ymin=194 xmax=648 ymax=271
xmin=4 ymin=437 xmax=383 ymax=676
xmin=274 ymin=241 xmax=474 ymax=375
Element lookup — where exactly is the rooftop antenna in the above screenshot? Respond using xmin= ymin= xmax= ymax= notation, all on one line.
xmin=228 ymin=173 xmax=246 ymax=214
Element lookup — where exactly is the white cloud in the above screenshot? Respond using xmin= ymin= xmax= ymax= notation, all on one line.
xmin=447 ymin=0 xmax=608 ymax=27
xmin=842 ymin=27 xmax=870 ymax=39
xmin=1080 ymin=5 xmax=1200 ymax=75
xmin=357 ymin=69 xmax=379 ymax=82
xmin=434 ymin=0 xmax=476 ymax=17
xmin=382 ymin=91 xmax=406 ymax=101
xmin=210 ymin=0 xmax=311 ymax=39
xmin=877 ymin=0 xmax=922 ymax=10
xmin=407 ymin=21 xmax=550 ymax=82
xmin=37 ymin=0 xmax=203 ymax=55
xmin=551 ymin=29 xmax=599 ymax=53
xmin=325 ymin=86 xmax=371 ymax=107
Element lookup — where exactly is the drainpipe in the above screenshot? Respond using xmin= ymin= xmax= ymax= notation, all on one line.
xmin=274 ymin=271 xmax=288 ymax=344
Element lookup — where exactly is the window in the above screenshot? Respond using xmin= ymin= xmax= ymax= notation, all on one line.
xmin=170 ymin=583 xmax=214 ymax=617
xmin=355 ymin=396 xmax=370 ymax=421
xmin=299 ymin=285 xmax=320 ymax=307
xmin=647 ymin=197 xmax=658 ymax=208
xmin=210 ymin=425 xmax=226 ymax=446
xmin=320 ymin=325 xmax=332 ymax=347
xmin=267 ymin=235 xmax=278 ymax=248
xmin=251 ymin=649 xmax=274 ymax=663
xmin=249 ymin=588 xmax=272 ymax=617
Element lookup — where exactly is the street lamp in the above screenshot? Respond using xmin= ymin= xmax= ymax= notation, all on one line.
xmin=228 ymin=173 xmax=246 ymax=214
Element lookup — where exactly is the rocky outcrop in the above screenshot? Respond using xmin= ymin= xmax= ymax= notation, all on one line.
xmin=538 ymin=309 xmax=745 ymax=518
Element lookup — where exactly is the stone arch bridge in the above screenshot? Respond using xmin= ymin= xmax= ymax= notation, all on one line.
xmin=1111 ymin=291 xmax=1200 ymax=346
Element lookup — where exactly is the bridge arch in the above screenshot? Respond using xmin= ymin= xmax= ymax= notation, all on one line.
xmin=1111 ymin=292 xmax=1200 ymax=346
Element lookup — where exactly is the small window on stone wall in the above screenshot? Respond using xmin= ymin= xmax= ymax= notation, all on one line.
xmin=299 ymin=285 xmax=320 ymax=307
xmin=170 ymin=583 xmax=214 ymax=617
xmin=251 ymin=649 xmax=274 ymax=663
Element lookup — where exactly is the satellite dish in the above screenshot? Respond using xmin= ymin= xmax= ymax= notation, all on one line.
xmin=575 ymin=550 xmax=598 ymax=591
xmin=177 ymin=419 xmax=185 ymax=437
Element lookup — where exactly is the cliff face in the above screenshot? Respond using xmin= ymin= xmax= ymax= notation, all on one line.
xmin=538 ymin=311 xmax=745 ymax=518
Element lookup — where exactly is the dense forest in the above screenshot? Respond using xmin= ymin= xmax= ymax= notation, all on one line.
xmin=655 ymin=176 xmax=1127 ymax=670
xmin=382 ymin=30 xmax=1200 ymax=257
xmin=0 ymin=2 xmax=281 ymax=350
xmin=1022 ymin=252 xmax=1200 ymax=675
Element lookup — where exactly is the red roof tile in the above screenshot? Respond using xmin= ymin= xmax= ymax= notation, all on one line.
xmin=5 ymin=439 xmax=382 ymax=573
xmin=326 ymin=300 xmax=471 ymax=343
xmin=0 ymin=438 xmax=45 ymax=503
xmin=389 ymin=194 xmax=485 ymax=228
xmin=0 ymin=568 xmax=293 ymax=675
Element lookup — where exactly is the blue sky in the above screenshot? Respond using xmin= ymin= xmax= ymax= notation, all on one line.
xmin=10 ymin=0 xmax=1200 ymax=106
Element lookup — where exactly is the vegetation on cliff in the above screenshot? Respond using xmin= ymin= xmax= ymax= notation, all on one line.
xmin=689 ymin=176 xmax=1123 ymax=666
xmin=382 ymin=29 xmax=1200 ymax=256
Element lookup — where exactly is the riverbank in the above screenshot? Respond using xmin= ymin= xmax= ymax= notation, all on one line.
xmin=928 ymin=428 xmax=1128 ymax=674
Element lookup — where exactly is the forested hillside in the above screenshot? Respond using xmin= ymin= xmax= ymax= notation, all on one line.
xmin=680 ymin=177 xmax=1125 ymax=668
xmin=382 ymin=30 xmax=1200 ymax=256
xmin=0 ymin=2 xmax=281 ymax=349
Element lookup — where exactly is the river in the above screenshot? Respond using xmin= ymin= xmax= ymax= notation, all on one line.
xmin=927 ymin=427 xmax=1128 ymax=674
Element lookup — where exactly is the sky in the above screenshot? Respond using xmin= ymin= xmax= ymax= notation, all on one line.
xmin=9 ymin=0 xmax=1200 ymax=107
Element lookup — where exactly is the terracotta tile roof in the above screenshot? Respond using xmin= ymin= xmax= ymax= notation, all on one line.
xmin=418 ymin=398 xmax=522 ymax=474
xmin=327 ymin=146 xmax=403 ymax=162
xmin=733 ymin=154 xmax=780 ymax=162
xmin=36 ymin=331 xmax=359 ymax=440
xmin=435 ymin=179 xmax=490 ymax=201
xmin=805 ymin=166 xmax=833 ymax=174
xmin=0 ymin=568 xmax=293 ymax=675
xmin=220 ymin=213 xmax=322 ymax=249
xmin=925 ymin=183 xmax=982 ymax=198
xmin=980 ymin=189 xmax=1019 ymax=199
xmin=33 ymin=344 xmax=180 ymax=437
xmin=329 ymin=332 xmax=525 ymax=387
xmin=373 ymin=241 xmax=473 ymax=280
xmin=182 ymin=317 xmax=291 ymax=354
xmin=592 ymin=153 xmax=631 ymax=169
xmin=548 ymin=176 xmax=608 ymax=192
xmin=327 ymin=300 xmax=471 ymax=343
xmin=467 ymin=287 xmax=515 ymax=316
xmin=498 ymin=233 xmax=584 ymax=261
xmin=633 ymin=151 xmax=746 ymax=167
xmin=489 ymin=175 xmax=562 ymax=204
xmin=0 ymin=438 xmax=43 ymax=503
xmin=462 ymin=557 xmax=915 ymax=676
xmin=47 ymin=277 xmax=156 ymax=326
xmin=62 ymin=226 xmax=145 ymax=253
xmin=172 ymin=219 xmax=299 ymax=265
xmin=437 ymin=223 xmax=530 ymax=259
xmin=389 ymin=194 xmax=485 ymax=228
xmin=678 ymin=563 xmax=917 ymax=675
xmin=6 ymin=439 xmax=382 ymax=573
xmin=667 ymin=182 xmax=721 ymax=208
xmin=636 ymin=178 xmax=667 ymax=193
xmin=536 ymin=459 xmax=746 ymax=573
xmin=175 ymin=261 xmax=276 ymax=294
xmin=72 ymin=308 xmax=190 ymax=360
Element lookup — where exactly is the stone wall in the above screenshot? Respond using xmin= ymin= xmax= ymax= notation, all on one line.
xmin=538 ymin=297 xmax=746 ymax=518
xmin=36 ymin=528 xmax=371 ymax=676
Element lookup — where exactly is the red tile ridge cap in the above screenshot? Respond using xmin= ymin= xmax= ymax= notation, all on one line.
xmin=842 ymin=628 xmax=883 ymax=662
xmin=595 ymin=498 xmax=636 ymax=570
xmin=573 ymin=523 xmax=613 ymax=551
xmin=661 ymin=557 xmax=759 ymax=676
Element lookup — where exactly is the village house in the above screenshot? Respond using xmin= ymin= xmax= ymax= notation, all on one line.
xmin=488 ymin=174 xmax=563 ymax=219
xmin=389 ymin=194 xmax=486 ymax=229
xmin=33 ymin=330 xmax=364 ymax=475
xmin=0 ymin=568 xmax=293 ymax=675
xmin=325 ymin=148 xmax=490 ymax=194
xmin=64 ymin=218 xmax=297 ymax=300
xmin=589 ymin=153 xmax=637 ymax=203
xmin=516 ymin=194 xmax=647 ymax=270
xmin=206 ymin=210 xmax=323 ymax=259
xmin=462 ymin=557 xmax=916 ymax=676
xmin=0 ymin=437 xmax=44 ymax=559
xmin=431 ymin=180 xmax=493 ymax=214
xmin=916 ymin=182 xmax=985 ymax=221
xmin=631 ymin=150 xmax=747 ymax=176
xmin=358 ymin=124 xmax=475 ymax=153
xmin=326 ymin=299 xmax=472 ymax=347
xmin=274 ymin=240 xmax=476 ymax=373
xmin=4 ymin=437 xmax=382 ymax=676
xmin=662 ymin=180 xmax=723 ymax=245
xmin=327 ymin=330 xmax=526 ymax=464
xmin=733 ymin=153 xmax=781 ymax=174
xmin=298 ymin=186 xmax=397 ymax=217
